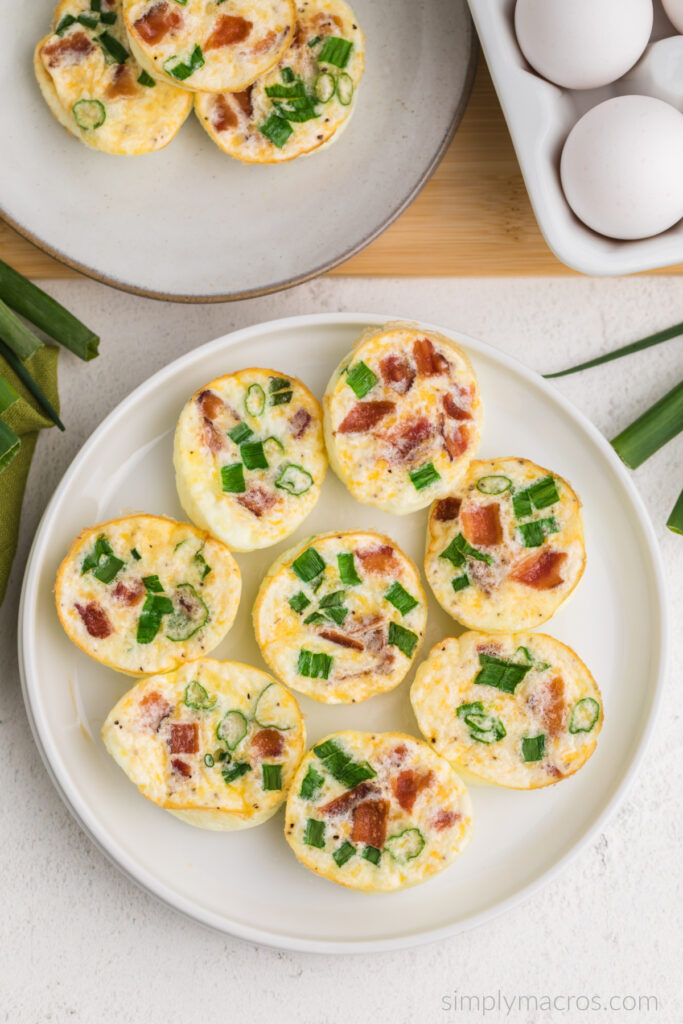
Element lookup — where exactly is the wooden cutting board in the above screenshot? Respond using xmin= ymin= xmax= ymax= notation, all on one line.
xmin=3 ymin=61 xmax=682 ymax=281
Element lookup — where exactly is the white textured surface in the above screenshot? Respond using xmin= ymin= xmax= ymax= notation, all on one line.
xmin=1 ymin=277 xmax=681 ymax=1022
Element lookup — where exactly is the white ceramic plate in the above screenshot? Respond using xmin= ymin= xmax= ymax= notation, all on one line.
xmin=0 ymin=1 xmax=474 ymax=301
xmin=19 ymin=314 xmax=667 ymax=952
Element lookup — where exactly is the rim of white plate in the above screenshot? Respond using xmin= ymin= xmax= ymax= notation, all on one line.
xmin=18 ymin=313 xmax=669 ymax=953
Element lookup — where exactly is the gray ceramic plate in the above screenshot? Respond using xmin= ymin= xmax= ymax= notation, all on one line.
xmin=0 ymin=0 xmax=475 ymax=301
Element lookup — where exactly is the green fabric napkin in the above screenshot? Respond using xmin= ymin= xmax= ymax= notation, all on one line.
xmin=0 ymin=345 xmax=60 ymax=605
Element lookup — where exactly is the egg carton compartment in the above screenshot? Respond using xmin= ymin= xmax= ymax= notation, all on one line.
xmin=468 ymin=0 xmax=683 ymax=275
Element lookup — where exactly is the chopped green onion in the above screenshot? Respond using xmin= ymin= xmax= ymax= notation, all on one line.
xmin=319 ymin=590 xmax=345 ymax=608
xmin=451 ymin=574 xmax=470 ymax=593
xmin=273 ymin=97 xmax=318 ymax=123
xmin=82 ymin=535 xmax=123 ymax=583
xmin=265 ymin=82 xmax=306 ymax=99
xmin=514 ymin=477 xmax=559 ymax=517
xmin=440 ymin=533 xmax=493 ymax=567
xmin=184 ymin=681 xmax=216 ymax=711
xmin=323 ymin=606 xmax=348 ymax=626
xmin=270 ymin=389 xmax=293 ymax=405
xmin=314 ymin=71 xmax=335 ymax=103
xmin=264 ymin=436 xmax=284 ymax=458
xmin=281 ymin=66 xmax=295 ymax=83
xmin=130 ymin=548 xmax=141 ymax=561
xmin=0 ymin=422 xmax=20 ymax=473
xmin=136 ymin=594 xmax=173 ymax=644
xmin=165 ymin=583 xmax=208 ymax=641
xmin=333 ymin=841 xmax=356 ymax=867
xmin=275 ymin=463 xmax=313 ymax=495
xmin=303 ymin=611 xmax=327 ymax=626
xmin=0 ymin=296 xmax=43 ymax=361
xmin=667 ymin=489 xmax=683 ymax=535
xmin=100 ymin=10 xmax=117 ymax=24
xmin=142 ymin=574 xmax=163 ymax=593
xmin=544 ymin=320 xmax=683 ymax=379
xmin=297 ymin=649 xmax=332 ymax=679
xmin=253 ymin=682 xmax=292 ymax=730
xmin=216 ymin=710 xmax=248 ymax=750
xmin=569 ymin=698 xmax=600 ymax=734
xmin=289 ymin=591 xmax=311 ymax=613
xmin=261 ymin=764 xmax=282 ymax=791
xmin=292 ymin=547 xmax=325 ymax=582
xmin=337 ymin=761 xmax=376 ymax=788
xmin=203 ymin=753 xmax=214 ymax=768
xmin=475 ymin=653 xmax=531 ymax=693
xmin=611 ymin=381 xmax=683 ymax=469
xmin=361 ymin=845 xmax=381 ymax=865
xmin=56 ymin=14 xmax=76 ymax=34
xmin=518 ymin=517 xmax=559 ymax=548
xmin=77 ymin=13 xmax=100 ymax=28
xmin=522 ymin=735 xmax=546 ymax=763
xmin=97 ymin=30 xmax=129 ymax=63
xmin=345 ymin=361 xmax=377 ymax=398
xmin=336 ymin=72 xmax=354 ymax=105
xmin=388 ymin=622 xmax=418 ymax=658
xmin=222 ymin=761 xmax=251 ymax=785
xmin=72 ymin=98 xmax=106 ymax=129
xmin=193 ymin=549 xmax=211 ymax=581
xmin=313 ymin=739 xmax=340 ymax=759
xmin=304 ymin=818 xmax=326 ymax=848
xmin=299 ymin=764 xmax=324 ymax=800
xmin=409 ymin=463 xmax=441 ymax=491
xmin=93 ymin=555 xmax=124 ymax=584
xmin=313 ymin=740 xmax=376 ymax=789
xmin=384 ymin=581 xmax=419 ymax=616
xmin=240 ymin=440 xmax=268 ymax=470
xmin=307 ymin=35 xmax=322 ymax=47
xmin=163 ymin=44 xmax=204 ymax=80
xmin=318 ymin=36 xmax=353 ymax=68
xmin=337 ymin=552 xmax=361 ymax=585
xmin=512 ymin=490 xmax=532 ymax=519
xmin=477 ymin=475 xmax=511 ymax=495
xmin=0 ymin=338 xmax=64 ymax=430
xmin=137 ymin=69 xmax=156 ymax=86
xmin=90 ymin=0 xmax=101 ymax=10
xmin=269 ymin=376 xmax=291 ymax=393
xmin=385 ymin=828 xmax=425 ymax=863
xmin=259 ymin=113 xmax=293 ymax=148
xmin=228 ymin=421 xmax=253 ymax=445
xmin=221 ymin=462 xmax=246 ymax=493
xmin=245 ymin=382 xmax=265 ymax=416
xmin=0 ymin=375 xmax=18 ymax=414
xmin=457 ymin=702 xmax=506 ymax=744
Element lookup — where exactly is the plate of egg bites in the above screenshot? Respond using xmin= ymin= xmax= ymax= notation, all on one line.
xmin=1 ymin=0 xmax=476 ymax=299
xmin=21 ymin=314 xmax=666 ymax=949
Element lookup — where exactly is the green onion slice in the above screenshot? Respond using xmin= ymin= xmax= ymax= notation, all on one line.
xmin=77 ymin=13 xmax=100 ymax=28
xmin=318 ymin=35 xmax=353 ymax=68
xmin=457 ymin=702 xmax=506 ymax=744
xmin=475 ymin=653 xmax=531 ymax=693
xmin=385 ymin=828 xmax=425 ymax=864
xmin=98 ymin=30 xmax=129 ymax=63
xmin=216 ymin=710 xmax=248 ymax=750
xmin=163 ymin=44 xmax=203 ymax=80
xmin=336 ymin=72 xmax=354 ymax=105
xmin=522 ymin=734 xmax=546 ymax=762
xmin=136 ymin=594 xmax=173 ymax=645
xmin=273 ymin=97 xmax=318 ymax=123
xmin=221 ymin=462 xmax=246 ymax=493
xmin=387 ymin=622 xmax=419 ymax=658
xmin=292 ymin=547 xmax=325 ymax=582
xmin=193 ymin=549 xmax=212 ymax=581
xmin=333 ymin=841 xmax=356 ymax=867
xmin=82 ymin=535 xmax=124 ymax=583
xmin=313 ymin=740 xmax=377 ymax=789
xmin=270 ymin=389 xmax=293 ymax=406
xmin=253 ymin=682 xmax=293 ymax=730
xmin=245 ymin=382 xmax=266 ymax=416
xmin=0 ymin=373 xmax=19 ymax=415
xmin=361 ymin=845 xmax=381 ymax=865
xmin=265 ymin=82 xmax=306 ymax=99
xmin=307 ymin=35 xmax=322 ymax=47
xmin=337 ymin=552 xmax=361 ymax=585
xmin=203 ymin=753 xmax=214 ymax=768
xmin=304 ymin=818 xmax=326 ymax=848
xmin=451 ymin=574 xmax=470 ymax=593
xmin=314 ymin=71 xmax=335 ymax=103
xmin=440 ymin=533 xmax=493 ymax=567
xmin=56 ymin=14 xmax=76 ymax=34
xmin=288 ymin=591 xmax=311 ymax=613
xmin=275 ymin=463 xmax=313 ymax=495
xmin=569 ymin=698 xmax=600 ymax=734
xmin=281 ymin=66 xmax=295 ymax=83
xmin=667 ymin=488 xmax=683 ymax=535
xmin=518 ymin=517 xmax=559 ymax=548
xmin=297 ymin=649 xmax=332 ymax=679
xmin=261 ymin=764 xmax=282 ymax=791
xmin=228 ymin=421 xmax=253 ymax=445
xmin=100 ymin=10 xmax=117 ymax=24
xmin=409 ymin=463 xmax=441 ymax=491
xmin=142 ymin=574 xmax=163 ymax=593
xmin=384 ymin=581 xmax=419 ymax=616
xmin=259 ymin=113 xmax=293 ymax=148
xmin=165 ymin=583 xmax=208 ymax=641
xmin=72 ymin=99 xmax=106 ymax=130
xmin=222 ymin=761 xmax=251 ymax=785
xmin=240 ymin=440 xmax=268 ymax=470
xmin=345 ymin=361 xmax=377 ymax=398
xmin=477 ymin=475 xmax=511 ymax=495
xmin=318 ymin=590 xmax=344 ymax=608
xmin=264 ymin=436 xmax=285 ymax=458
xmin=184 ymin=681 xmax=216 ymax=711
xmin=299 ymin=765 xmax=324 ymax=800
xmin=137 ymin=69 xmax=156 ymax=87
xmin=513 ymin=477 xmax=559 ymax=518
xmin=130 ymin=548 xmax=141 ymax=560
xmin=611 ymin=381 xmax=683 ymax=470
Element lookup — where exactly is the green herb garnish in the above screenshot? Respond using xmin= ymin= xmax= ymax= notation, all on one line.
xmin=304 ymin=818 xmax=325 ymax=848
xmin=221 ymin=462 xmax=246 ymax=493
xmin=522 ymin=735 xmax=546 ymax=762
xmin=261 ymin=764 xmax=282 ymax=791
xmin=440 ymin=533 xmax=493 ymax=568
xmin=345 ymin=361 xmax=377 ymax=398
xmin=384 ymin=581 xmax=418 ymax=616
xmin=292 ymin=547 xmax=325 ymax=582
xmin=318 ymin=36 xmax=353 ymax=68
xmin=409 ymin=463 xmax=441 ymax=491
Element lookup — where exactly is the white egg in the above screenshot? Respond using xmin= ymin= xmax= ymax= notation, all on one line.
xmin=662 ymin=0 xmax=683 ymax=34
xmin=515 ymin=0 xmax=653 ymax=89
xmin=560 ymin=96 xmax=683 ymax=240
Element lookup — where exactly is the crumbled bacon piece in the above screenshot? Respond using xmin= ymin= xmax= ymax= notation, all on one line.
xmin=133 ymin=2 xmax=183 ymax=45
xmin=442 ymin=423 xmax=469 ymax=460
xmin=171 ymin=758 xmax=192 ymax=777
xmin=112 ymin=579 xmax=145 ymax=606
xmin=289 ymin=408 xmax=311 ymax=439
xmin=237 ymin=486 xmax=276 ymax=518
xmin=42 ymin=31 xmax=94 ymax=67
xmin=197 ymin=389 xmax=225 ymax=421
xmin=75 ymin=601 xmax=112 ymax=639
xmin=434 ymin=497 xmax=461 ymax=522
xmin=413 ymin=338 xmax=449 ymax=376
xmin=320 ymin=782 xmax=378 ymax=817
xmin=356 ymin=545 xmax=398 ymax=575
xmin=351 ymin=799 xmax=389 ymax=848
xmin=318 ymin=629 xmax=364 ymax=651
xmin=139 ymin=691 xmax=172 ymax=731
xmin=461 ymin=503 xmax=502 ymax=547
xmin=315 ymin=11 xmax=343 ymax=30
xmin=169 ymin=723 xmax=198 ymax=754
xmin=233 ymin=87 xmax=254 ymax=118
xmin=545 ymin=764 xmax=564 ymax=780
xmin=106 ymin=65 xmax=137 ymax=99
xmin=388 ymin=417 xmax=432 ymax=460
xmin=392 ymin=744 xmax=408 ymax=762
xmin=252 ymin=29 xmax=277 ymax=54
xmin=211 ymin=95 xmax=237 ymax=132
xmin=338 ymin=401 xmax=395 ymax=434
xmin=391 ymin=769 xmax=433 ymax=813
xmin=442 ymin=393 xmax=472 ymax=421
xmin=529 ymin=677 xmax=566 ymax=737
xmin=511 ymin=549 xmax=567 ymax=590
xmin=431 ymin=810 xmax=461 ymax=831
xmin=205 ymin=14 xmax=252 ymax=50
xmin=251 ymin=729 xmax=284 ymax=759
xmin=202 ymin=416 xmax=224 ymax=453
xmin=380 ymin=354 xmax=415 ymax=394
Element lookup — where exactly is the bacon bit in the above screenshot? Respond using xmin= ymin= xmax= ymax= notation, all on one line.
xmin=289 ymin=408 xmax=312 ymax=439
xmin=431 ymin=809 xmax=461 ymax=831
xmin=442 ymin=423 xmax=469 ymax=460
xmin=237 ymin=486 xmax=276 ymax=518
xmin=380 ymin=354 xmax=415 ymax=394
xmin=529 ymin=677 xmax=566 ymax=737
xmin=251 ymin=729 xmax=284 ymax=759
xmin=442 ymin=393 xmax=472 ymax=421
xmin=205 ymin=14 xmax=252 ymax=50
xmin=476 ymin=641 xmax=502 ymax=657
xmin=75 ymin=601 xmax=112 ymax=639
xmin=139 ymin=691 xmax=172 ymax=731
xmin=320 ymin=782 xmax=378 ymax=817
xmin=42 ymin=31 xmax=94 ymax=67
xmin=171 ymin=758 xmax=192 ymax=778
xmin=461 ymin=503 xmax=502 ymax=547
xmin=356 ymin=544 xmax=398 ymax=575
xmin=112 ymin=579 xmax=144 ymax=606
xmin=234 ymin=87 xmax=254 ymax=118
xmin=133 ymin=2 xmax=183 ymax=45
xmin=169 ymin=723 xmax=198 ymax=754
xmin=351 ymin=799 xmax=389 ymax=848
xmin=388 ymin=417 xmax=432 ymax=460
xmin=413 ymin=338 xmax=449 ymax=376
xmin=197 ymin=389 xmax=225 ymax=421
xmin=338 ymin=401 xmax=395 ymax=434
xmin=106 ymin=64 xmax=137 ymax=99
xmin=434 ymin=497 xmax=461 ymax=522
xmin=211 ymin=95 xmax=237 ymax=132
xmin=319 ymin=629 xmax=364 ymax=651
xmin=253 ymin=29 xmax=278 ymax=54
xmin=392 ymin=744 xmax=408 ymax=762
xmin=202 ymin=416 xmax=223 ymax=454
xmin=391 ymin=769 xmax=433 ymax=813
xmin=545 ymin=764 xmax=564 ymax=780
xmin=511 ymin=549 xmax=567 ymax=590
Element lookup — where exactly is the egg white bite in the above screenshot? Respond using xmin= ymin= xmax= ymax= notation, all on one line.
xmin=174 ymin=369 xmax=327 ymax=552
xmin=323 ymin=323 xmax=483 ymax=514
xmin=102 ymin=659 xmax=306 ymax=830
xmin=55 ymin=515 xmax=241 ymax=675
xmin=284 ymin=731 xmax=473 ymax=891
xmin=122 ymin=0 xmax=295 ymax=93
xmin=411 ymin=632 xmax=603 ymax=790
xmin=35 ymin=0 xmax=191 ymax=155
xmin=254 ymin=531 xmax=427 ymax=704
xmin=194 ymin=0 xmax=364 ymax=164
xmin=425 ymin=457 xmax=586 ymax=632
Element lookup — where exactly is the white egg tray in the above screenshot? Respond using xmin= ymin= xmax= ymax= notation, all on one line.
xmin=467 ymin=0 xmax=683 ymax=276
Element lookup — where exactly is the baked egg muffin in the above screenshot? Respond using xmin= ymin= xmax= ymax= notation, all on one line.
xmin=253 ymin=531 xmax=427 ymax=704
xmin=102 ymin=659 xmax=306 ymax=829
xmin=425 ymin=457 xmax=586 ymax=631
xmin=122 ymin=0 xmax=295 ymax=92
xmin=285 ymin=731 xmax=473 ymax=891
xmin=55 ymin=514 xmax=241 ymax=675
xmin=411 ymin=632 xmax=603 ymax=789
xmin=35 ymin=0 xmax=191 ymax=155
xmin=174 ymin=369 xmax=326 ymax=551
xmin=323 ymin=323 xmax=483 ymax=514
xmin=195 ymin=0 xmax=364 ymax=163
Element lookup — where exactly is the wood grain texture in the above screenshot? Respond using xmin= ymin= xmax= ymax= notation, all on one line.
xmin=2 ymin=61 xmax=682 ymax=281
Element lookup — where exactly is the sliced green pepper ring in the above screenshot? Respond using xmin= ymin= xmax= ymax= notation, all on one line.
xmin=73 ymin=99 xmax=106 ymax=130
xmin=216 ymin=710 xmax=248 ymax=749
xmin=336 ymin=72 xmax=354 ymax=105
xmin=314 ymin=71 xmax=335 ymax=103
xmin=476 ymin=475 xmax=511 ymax=495
xmin=569 ymin=697 xmax=600 ymax=734
xmin=385 ymin=828 xmax=425 ymax=864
